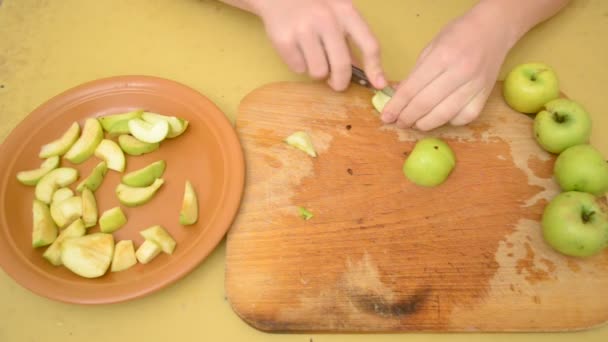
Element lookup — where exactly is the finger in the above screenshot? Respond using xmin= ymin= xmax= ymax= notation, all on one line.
xmin=342 ymin=10 xmax=386 ymax=89
xmin=395 ymin=70 xmax=469 ymax=128
xmin=381 ymin=57 xmax=445 ymax=123
xmin=449 ymin=87 xmax=491 ymax=126
xmin=321 ymin=27 xmax=352 ymax=91
xmin=298 ymin=32 xmax=329 ymax=80
xmin=271 ymin=35 xmax=307 ymax=74
xmin=413 ymin=80 xmax=481 ymax=131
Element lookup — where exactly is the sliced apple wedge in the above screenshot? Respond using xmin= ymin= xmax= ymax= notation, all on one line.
xmin=52 ymin=188 xmax=74 ymax=204
xmin=17 ymin=156 xmax=60 ymax=186
xmin=50 ymin=196 xmax=82 ymax=228
xmin=99 ymin=110 xmax=143 ymax=135
xmin=180 ymin=180 xmax=198 ymax=226
xmin=116 ymin=178 xmax=164 ymax=207
xmin=371 ymin=90 xmax=391 ymax=113
xmin=64 ymin=118 xmax=103 ymax=164
xmin=128 ymin=118 xmax=169 ymax=144
xmin=285 ymin=131 xmax=317 ymax=157
xmin=61 ymin=233 xmax=114 ymax=278
xmin=141 ymin=112 xmax=189 ymax=138
xmin=76 ymin=161 xmax=108 ymax=192
xmin=32 ymin=200 xmax=58 ymax=248
xmin=39 ymin=122 xmax=80 ymax=158
xmin=81 ymin=188 xmax=98 ymax=228
xmin=94 ymin=139 xmax=126 ymax=172
xmin=111 ymin=240 xmax=137 ymax=272
xmin=140 ymin=225 xmax=176 ymax=254
xmin=43 ymin=219 xmax=86 ymax=266
xmin=99 ymin=206 xmax=127 ymax=233
xmin=135 ymin=240 xmax=161 ymax=264
xmin=35 ymin=168 xmax=79 ymax=204
xmin=122 ymin=160 xmax=166 ymax=187
xmin=118 ymin=134 xmax=159 ymax=156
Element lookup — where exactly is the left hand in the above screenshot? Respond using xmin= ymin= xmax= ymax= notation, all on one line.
xmin=381 ymin=9 xmax=514 ymax=131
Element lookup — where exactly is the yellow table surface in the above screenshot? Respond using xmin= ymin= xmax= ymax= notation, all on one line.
xmin=1 ymin=0 xmax=607 ymax=340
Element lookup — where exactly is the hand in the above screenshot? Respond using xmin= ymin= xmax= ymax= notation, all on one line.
xmin=381 ymin=8 xmax=514 ymax=131
xmin=254 ymin=0 xmax=387 ymax=91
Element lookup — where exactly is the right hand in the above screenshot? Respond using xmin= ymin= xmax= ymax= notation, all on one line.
xmin=254 ymin=0 xmax=387 ymax=91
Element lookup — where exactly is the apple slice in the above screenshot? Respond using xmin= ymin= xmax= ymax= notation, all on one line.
xmin=111 ymin=240 xmax=137 ymax=272
xmin=116 ymin=178 xmax=164 ymax=207
xmin=35 ymin=168 xmax=79 ymax=204
xmin=99 ymin=206 xmax=127 ymax=233
xmin=81 ymin=188 xmax=98 ymax=228
xmin=371 ymin=90 xmax=391 ymax=113
xmin=94 ymin=139 xmax=126 ymax=172
xmin=285 ymin=131 xmax=317 ymax=157
xmin=50 ymin=196 xmax=82 ymax=228
xmin=76 ymin=161 xmax=108 ymax=193
xmin=39 ymin=122 xmax=80 ymax=158
xmin=32 ymin=200 xmax=58 ymax=248
xmin=141 ymin=112 xmax=189 ymax=138
xmin=99 ymin=110 xmax=143 ymax=135
xmin=298 ymin=207 xmax=313 ymax=220
xmin=17 ymin=156 xmax=60 ymax=186
xmin=179 ymin=180 xmax=198 ymax=226
xmin=52 ymin=188 xmax=74 ymax=204
xmin=118 ymin=134 xmax=159 ymax=156
xmin=140 ymin=225 xmax=176 ymax=254
xmin=135 ymin=240 xmax=161 ymax=264
xmin=122 ymin=160 xmax=166 ymax=187
xmin=42 ymin=219 xmax=86 ymax=266
xmin=128 ymin=118 xmax=169 ymax=144
xmin=64 ymin=118 xmax=104 ymax=164
xmin=61 ymin=233 xmax=114 ymax=278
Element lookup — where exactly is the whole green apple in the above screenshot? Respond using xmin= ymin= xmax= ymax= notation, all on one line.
xmin=503 ymin=62 xmax=560 ymax=114
xmin=534 ymin=98 xmax=592 ymax=154
xmin=542 ymin=191 xmax=608 ymax=257
xmin=554 ymin=144 xmax=608 ymax=196
xmin=403 ymin=137 xmax=456 ymax=187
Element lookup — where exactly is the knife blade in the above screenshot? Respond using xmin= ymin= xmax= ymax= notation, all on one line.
xmin=351 ymin=65 xmax=395 ymax=97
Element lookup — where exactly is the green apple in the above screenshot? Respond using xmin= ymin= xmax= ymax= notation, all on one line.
xmin=542 ymin=191 xmax=608 ymax=257
xmin=128 ymin=118 xmax=169 ymax=144
xmin=99 ymin=206 xmax=127 ymax=233
xmin=17 ymin=156 xmax=60 ymax=186
xmin=76 ymin=161 xmax=108 ymax=193
xmin=32 ymin=200 xmax=58 ymax=248
xmin=94 ymin=139 xmax=126 ymax=172
xmin=285 ymin=131 xmax=316 ymax=157
xmin=81 ymin=187 xmax=98 ymax=228
xmin=64 ymin=118 xmax=103 ymax=164
xmin=533 ymin=99 xmax=592 ymax=154
xmin=141 ymin=112 xmax=189 ymax=138
xmin=140 ymin=225 xmax=176 ymax=254
xmin=52 ymin=188 xmax=74 ymax=204
xmin=118 ymin=134 xmax=159 ymax=156
xmin=116 ymin=178 xmax=164 ymax=207
xmin=403 ymin=137 xmax=456 ymax=187
xmin=554 ymin=144 xmax=608 ymax=196
xmin=180 ymin=180 xmax=198 ymax=225
xmin=111 ymin=240 xmax=137 ymax=272
xmin=121 ymin=160 xmax=166 ymax=187
xmin=39 ymin=122 xmax=80 ymax=158
xmin=50 ymin=196 xmax=82 ymax=228
xmin=61 ymin=233 xmax=114 ymax=278
xmin=99 ymin=110 xmax=143 ymax=135
xmin=135 ymin=240 xmax=161 ymax=264
xmin=298 ymin=206 xmax=313 ymax=220
xmin=35 ymin=167 xmax=79 ymax=204
xmin=43 ymin=219 xmax=86 ymax=266
xmin=371 ymin=90 xmax=391 ymax=113
xmin=503 ymin=62 xmax=560 ymax=114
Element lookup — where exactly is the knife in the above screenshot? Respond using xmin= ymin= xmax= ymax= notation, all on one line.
xmin=351 ymin=65 xmax=396 ymax=97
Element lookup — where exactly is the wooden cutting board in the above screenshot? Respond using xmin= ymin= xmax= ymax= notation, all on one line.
xmin=225 ymin=82 xmax=608 ymax=332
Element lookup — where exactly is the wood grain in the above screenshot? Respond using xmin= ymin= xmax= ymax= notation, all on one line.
xmin=226 ymin=82 xmax=608 ymax=332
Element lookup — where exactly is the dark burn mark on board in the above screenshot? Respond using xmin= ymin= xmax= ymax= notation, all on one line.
xmin=347 ymin=168 xmax=353 ymax=175
xmin=346 ymin=124 xmax=352 ymax=130
xmin=350 ymin=287 xmax=431 ymax=317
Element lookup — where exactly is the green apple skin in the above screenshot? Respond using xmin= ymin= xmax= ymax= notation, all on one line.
xmin=99 ymin=110 xmax=143 ymax=135
xmin=76 ymin=161 xmax=108 ymax=193
xmin=403 ymin=138 xmax=456 ymax=187
xmin=141 ymin=112 xmax=189 ymax=138
xmin=121 ymin=160 xmax=166 ymax=187
xmin=542 ymin=191 xmax=608 ymax=257
xmin=17 ymin=156 xmax=60 ymax=186
xmin=39 ymin=122 xmax=80 ymax=158
xmin=35 ymin=167 xmax=79 ymax=204
xmin=503 ymin=62 xmax=560 ymax=114
xmin=534 ymin=99 xmax=592 ymax=154
xmin=99 ymin=207 xmax=128 ymax=233
xmin=128 ymin=118 xmax=169 ymax=144
xmin=554 ymin=144 xmax=608 ymax=196
xmin=118 ymin=135 xmax=160 ymax=156
xmin=116 ymin=178 xmax=164 ymax=207
xmin=64 ymin=118 xmax=104 ymax=164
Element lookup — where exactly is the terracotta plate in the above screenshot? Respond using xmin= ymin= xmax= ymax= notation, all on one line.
xmin=0 ymin=76 xmax=245 ymax=304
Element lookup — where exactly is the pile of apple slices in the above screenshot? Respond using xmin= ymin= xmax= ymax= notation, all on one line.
xmin=17 ymin=110 xmax=199 ymax=278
